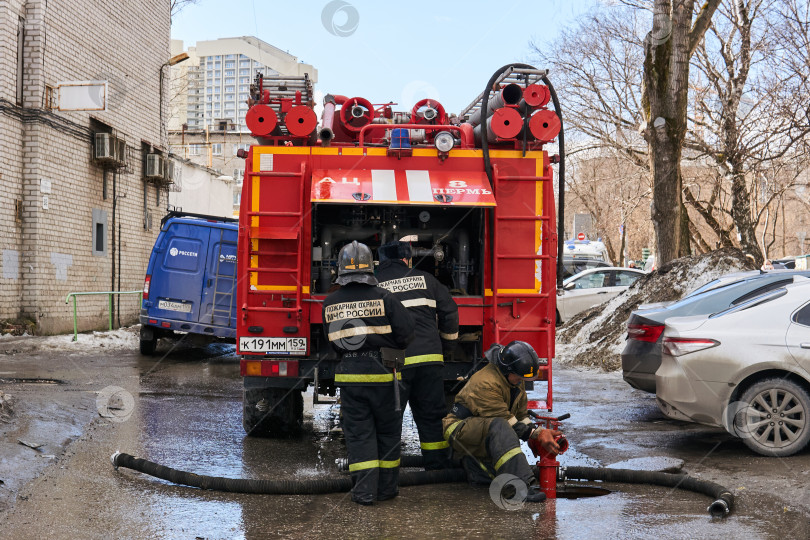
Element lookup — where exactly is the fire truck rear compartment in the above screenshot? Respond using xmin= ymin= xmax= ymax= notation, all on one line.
xmin=311 ymin=203 xmax=484 ymax=296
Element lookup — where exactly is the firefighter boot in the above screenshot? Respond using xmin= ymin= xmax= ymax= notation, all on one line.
xmin=526 ymin=483 xmax=547 ymax=503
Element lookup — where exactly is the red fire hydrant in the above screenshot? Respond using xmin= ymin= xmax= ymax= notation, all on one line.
xmin=526 ymin=412 xmax=569 ymax=499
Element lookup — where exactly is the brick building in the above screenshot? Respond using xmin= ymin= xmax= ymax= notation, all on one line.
xmin=0 ymin=0 xmax=173 ymax=334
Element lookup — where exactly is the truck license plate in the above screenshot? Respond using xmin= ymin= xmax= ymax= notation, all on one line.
xmin=157 ymin=300 xmax=192 ymax=313
xmin=239 ymin=337 xmax=307 ymax=355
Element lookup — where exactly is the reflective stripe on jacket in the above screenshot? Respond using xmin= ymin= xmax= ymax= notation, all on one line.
xmin=322 ymin=282 xmax=414 ymax=385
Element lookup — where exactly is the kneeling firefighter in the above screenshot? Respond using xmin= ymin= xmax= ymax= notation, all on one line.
xmin=442 ymin=341 xmax=561 ymax=502
xmin=322 ymin=241 xmax=415 ymax=505
xmin=376 ymin=240 xmax=459 ymax=470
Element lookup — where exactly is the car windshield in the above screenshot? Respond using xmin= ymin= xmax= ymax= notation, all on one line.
xmin=562 ymin=259 xmax=609 ymax=280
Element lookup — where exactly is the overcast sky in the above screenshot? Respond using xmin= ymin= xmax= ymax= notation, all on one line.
xmin=171 ymin=0 xmax=597 ymax=113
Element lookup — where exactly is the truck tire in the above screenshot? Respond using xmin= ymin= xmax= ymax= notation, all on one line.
xmin=139 ymin=326 xmax=158 ymax=356
xmin=243 ymin=387 xmax=304 ymax=437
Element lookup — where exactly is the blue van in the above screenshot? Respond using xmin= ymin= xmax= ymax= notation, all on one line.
xmin=139 ymin=212 xmax=238 ymax=355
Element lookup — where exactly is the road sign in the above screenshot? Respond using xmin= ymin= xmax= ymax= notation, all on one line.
xmin=577 ymin=232 xmax=586 ymax=241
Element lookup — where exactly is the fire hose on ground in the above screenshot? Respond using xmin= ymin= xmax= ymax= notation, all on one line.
xmin=110 ymin=450 xmax=733 ymax=517
xmin=109 ymin=451 xmax=466 ymax=495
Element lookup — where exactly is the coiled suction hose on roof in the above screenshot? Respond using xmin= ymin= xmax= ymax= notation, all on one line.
xmin=110 ymin=452 xmax=466 ymax=495
xmin=479 ymin=63 xmax=566 ymax=290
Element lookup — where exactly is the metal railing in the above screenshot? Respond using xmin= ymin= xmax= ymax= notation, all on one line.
xmin=65 ymin=290 xmax=142 ymax=342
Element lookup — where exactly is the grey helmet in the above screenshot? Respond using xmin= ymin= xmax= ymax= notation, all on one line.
xmin=336 ymin=241 xmax=378 ymax=286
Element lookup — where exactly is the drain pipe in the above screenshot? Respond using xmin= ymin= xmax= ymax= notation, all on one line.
xmin=110 ymin=452 xmax=466 ymax=495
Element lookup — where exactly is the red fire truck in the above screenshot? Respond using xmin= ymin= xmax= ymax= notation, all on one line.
xmin=236 ymin=65 xmax=564 ymax=436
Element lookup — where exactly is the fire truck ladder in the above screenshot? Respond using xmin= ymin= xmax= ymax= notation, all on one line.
xmin=490 ymin=163 xmax=554 ymax=409
xmin=242 ymin=162 xmax=308 ymax=319
xmin=254 ymin=74 xmax=314 ymax=137
xmin=210 ymin=227 xmax=235 ymax=326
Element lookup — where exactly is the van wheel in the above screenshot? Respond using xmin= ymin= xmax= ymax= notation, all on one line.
xmin=243 ymin=387 xmax=303 ymax=437
xmin=735 ymin=378 xmax=810 ymax=457
xmin=139 ymin=327 xmax=158 ymax=356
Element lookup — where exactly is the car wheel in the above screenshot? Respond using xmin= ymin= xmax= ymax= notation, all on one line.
xmin=735 ymin=378 xmax=810 ymax=457
xmin=139 ymin=326 xmax=158 ymax=356
xmin=555 ymin=310 xmax=562 ymax=326
xmin=243 ymin=387 xmax=304 ymax=437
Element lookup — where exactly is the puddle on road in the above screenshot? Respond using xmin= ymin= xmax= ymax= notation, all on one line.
xmin=99 ymin=370 xmax=810 ymax=539
xmin=0 ymin=377 xmax=65 ymax=385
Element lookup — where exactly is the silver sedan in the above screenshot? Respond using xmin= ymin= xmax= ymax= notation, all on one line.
xmin=557 ymin=267 xmax=645 ymax=323
xmin=656 ymin=278 xmax=810 ymax=457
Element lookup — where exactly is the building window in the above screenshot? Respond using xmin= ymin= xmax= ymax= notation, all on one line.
xmin=240 ymin=69 xmax=249 ymax=76
xmin=225 ymin=62 xmax=235 ymax=68
xmin=233 ymin=191 xmax=241 ymax=205
xmin=212 ymin=143 xmax=223 ymax=156
xmin=92 ymin=209 xmax=108 ymax=257
xmin=225 ymin=70 xmax=235 ymax=77
xmin=189 ymin=144 xmax=202 ymax=156
xmin=44 ymin=84 xmax=55 ymax=110
xmin=225 ymin=54 xmax=235 ymax=59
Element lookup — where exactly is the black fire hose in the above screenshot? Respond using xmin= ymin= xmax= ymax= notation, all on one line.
xmin=563 ymin=466 xmax=734 ymax=518
xmin=110 ymin=452 xmax=466 ymax=495
xmin=381 ymin=454 xmax=734 ymax=517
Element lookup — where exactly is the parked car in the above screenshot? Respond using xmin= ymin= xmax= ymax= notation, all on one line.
xmin=656 ymin=278 xmax=810 ymax=456
xmin=139 ymin=212 xmax=238 ymax=355
xmin=557 ymin=267 xmax=645 ymax=323
xmin=622 ymin=270 xmax=810 ymax=393
xmin=561 ymin=256 xmax=612 ymax=280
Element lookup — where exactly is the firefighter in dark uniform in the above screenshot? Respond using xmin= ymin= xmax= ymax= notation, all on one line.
xmin=442 ymin=341 xmax=561 ymax=502
xmin=376 ymin=240 xmax=459 ymax=469
xmin=322 ymin=241 xmax=415 ymax=505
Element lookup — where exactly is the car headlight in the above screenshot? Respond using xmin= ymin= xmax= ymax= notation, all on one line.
xmin=434 ymin=131 xmax=455 ymax=153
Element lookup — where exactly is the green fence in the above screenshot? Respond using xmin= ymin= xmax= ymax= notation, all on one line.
xmin=65 ymin=290 xmax=143 ymax=341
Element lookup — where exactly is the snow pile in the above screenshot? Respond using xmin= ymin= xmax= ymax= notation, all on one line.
xmin=6 ymin=325 xmax=140 ymax=353
xmin=556 ymin=248 xmax=756 ymax=371
xmin=0 ymin=390 xmax=12 ymax=422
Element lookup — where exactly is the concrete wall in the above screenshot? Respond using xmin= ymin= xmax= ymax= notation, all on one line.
xmin=168 ymin=161 xmax=234 ymax=218
xmin=0 ymin=0 xmax=171 ymax=334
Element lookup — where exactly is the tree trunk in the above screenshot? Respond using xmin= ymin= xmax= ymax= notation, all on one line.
xmin=731 ymin=168 xmax=761 ymax=265
xmin=642 ymin=0 xmax=721 ymax=265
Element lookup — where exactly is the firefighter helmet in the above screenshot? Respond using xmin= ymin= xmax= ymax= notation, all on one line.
xmin=336 ymin=241 xmax=378 ymax=286
xmin=377 ymin=240 xmax=412 ymax=262
xmin=496 ymin=341 xmax=540 ymax=380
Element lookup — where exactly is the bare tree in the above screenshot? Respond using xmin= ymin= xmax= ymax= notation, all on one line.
xmin=637 ymin=0 xmax=721 ymax=264
xmin=171 ymin=0 xmax=200 ymax=18
xmin=536 ymin=0 xmax=810 ymax=264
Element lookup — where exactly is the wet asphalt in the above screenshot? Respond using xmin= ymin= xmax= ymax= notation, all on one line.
xmin=1 ymin=340 xmax=809 ymax=539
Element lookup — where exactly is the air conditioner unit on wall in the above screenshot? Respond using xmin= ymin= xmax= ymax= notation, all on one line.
xmin=94 ymin=133 xmax=126 ymax=168
xmin=165 ymin=159 xmax=182 ymax=185
xmin=144 ymin=154 xmax=166 ymax=180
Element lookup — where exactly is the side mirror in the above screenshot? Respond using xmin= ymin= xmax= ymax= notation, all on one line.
xmin=563 ymin=282 xmax=576 ymax=291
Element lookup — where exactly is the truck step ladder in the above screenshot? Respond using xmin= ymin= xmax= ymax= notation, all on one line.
xmin=211 ymin=227 xmax=235 ymax=326
xmin=242 ymin=162 xmax=308 ymax=320
xmin=491 ymin=163 xmax=555 ymax=410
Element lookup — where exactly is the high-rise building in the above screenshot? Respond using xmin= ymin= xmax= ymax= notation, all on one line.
xmin=169 ymin=37 xmax=317 ymax=217
xmin=170 ymin=37 xmax=317 ymax=133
